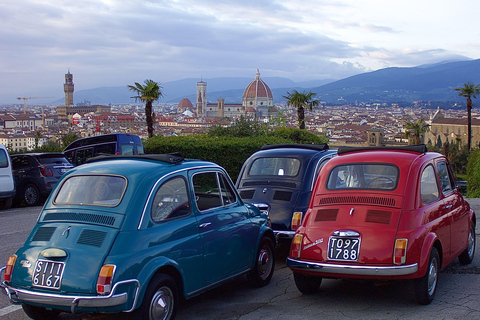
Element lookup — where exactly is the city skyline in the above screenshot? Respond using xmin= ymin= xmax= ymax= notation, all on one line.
xmin=1 ymin=0 xmax=478 ymax=104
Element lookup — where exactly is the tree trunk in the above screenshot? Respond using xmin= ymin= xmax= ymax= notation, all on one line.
xmin=145 ymin=101 xmax=154 ymax=138
xmin=298 ymin=106 xmax=305 ymax=129
xmin=467 ymin=98 xmax=472 ymax=151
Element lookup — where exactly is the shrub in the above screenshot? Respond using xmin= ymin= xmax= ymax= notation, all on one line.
xmin=466 ymin=148 xmax=480 ymax=197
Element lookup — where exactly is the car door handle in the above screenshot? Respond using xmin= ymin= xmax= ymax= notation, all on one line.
xmin=199 ymin=222 xmax=212 ymax=228
xmin=445 ymin=204 xmax=453 ymax=209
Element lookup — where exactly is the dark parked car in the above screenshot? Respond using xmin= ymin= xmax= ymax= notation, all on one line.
xmin=1 ymin=154 xmax=275 ymax=320
xmin=10 ymin=153 xmax=74 ymax=206
xmin=287 ymin=145 xmax=476 ymax=305
xmin=236 ymin=144 xmax=337 ymax=242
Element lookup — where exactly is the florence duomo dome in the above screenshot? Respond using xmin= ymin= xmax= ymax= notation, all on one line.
xmin=242 ymin=68 xmax=273 ymax=118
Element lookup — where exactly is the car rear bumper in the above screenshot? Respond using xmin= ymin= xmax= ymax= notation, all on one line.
xmin=1 ymin=266 xmax=139 ymax=314
xmin=274 ymin=230 xmax=295 ymax=240
xmin=287 ymin=258 xmax=418 ymax=277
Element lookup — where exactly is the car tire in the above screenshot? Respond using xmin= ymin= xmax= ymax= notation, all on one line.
xmin=22 ymin=303 xmax=61 ymax=320
xmin=247 ymin=236 xmax=275 ymax=287
xmin=293 ymin=272 xmax=322 ymax=294
xmin=23 ymin=184 xmax=40 ymax=206
xmin=458 ymin=222 xmax=476 ymax=265
xmin=0 ymin=197 xmax=12 ymax=210
xmin=414 ymin=247 xmax=439 ymax=305
xmin=132 ymin=273 xmax=178 ymax=320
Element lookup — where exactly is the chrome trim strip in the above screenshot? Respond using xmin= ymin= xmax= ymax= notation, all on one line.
xmin=287 ymin=258 xmax=418 ymax=276
xmin=274 ymin=230 xmax=295 ymax=240
xmin=1 ymin=270 xmax=140 ymax=313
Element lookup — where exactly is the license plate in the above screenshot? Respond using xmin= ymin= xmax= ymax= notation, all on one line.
xmin=32 ymin=260 xmax=65 ymax=289
xmin=327 ymin=237 xmax=360 ymax=261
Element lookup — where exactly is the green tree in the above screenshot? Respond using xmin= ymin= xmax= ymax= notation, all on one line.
xmin=403 ymin=118 xmax=430 ymax=145
xmin=34 ymin=130 xmax=42 ymax=149
xmin=61 ymin=133 xmax=79 ymax=149
xmin=455 ymin=82 xmax=480 ymax=151
xmin=128 ymin=79 xmax=163 ymax=138
xmin=283 ymin=90 xmax=319 ymax=129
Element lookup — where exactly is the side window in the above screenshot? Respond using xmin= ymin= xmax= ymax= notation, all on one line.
xmin=151 ymin=177 xmax=190 ymax=223
xmin=0 ymin=150 xmax=7 ymax=168
xmin=96 ymin=144 xmax=116 ymax=156
xmin=420 ymin=165 xmax=440 ymax=204
xmin=193 ymin=172 xmax=222 ymax=211
xmin=11 ymin=156 xmax=28 ymax=170
xmin=219 ymin=174 xmax=237 ymax=205
xmin=436 ymin=161 xmax=455 ymax=194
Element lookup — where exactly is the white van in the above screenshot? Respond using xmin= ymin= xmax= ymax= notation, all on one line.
xmin=0 ymin=144 xmax=15 ymax=210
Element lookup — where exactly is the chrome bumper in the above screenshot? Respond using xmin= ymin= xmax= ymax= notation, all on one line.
xmin=1 ymin=266 xmax=139 ymax=314
xmin=287 ymin=258 xmax=418 ymax=277
xmin=274 ymin=230 xmax=295 ymax=240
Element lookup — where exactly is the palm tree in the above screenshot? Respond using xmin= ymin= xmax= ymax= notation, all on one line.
xmin=455 ymin=82 xmax=480 ymax=151
xmin=283 ymin=90 xmax=319 ymax=129
xmin=403 ymin=118 xmax=430 ymax=145
xmin=128 ymin=79 xmax=163 ymax=138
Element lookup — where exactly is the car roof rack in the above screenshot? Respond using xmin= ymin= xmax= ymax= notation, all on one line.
xmin=337 ymin=144 xmax=428 ymax=155
xmin=260 ymin=143 xmax=329 ymax=151
xmin=86 ymin=153 xmax=185 ymax=164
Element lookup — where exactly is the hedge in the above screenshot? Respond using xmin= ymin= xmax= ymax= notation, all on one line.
xmin=144 ymin=129 xmax=328 ymax=182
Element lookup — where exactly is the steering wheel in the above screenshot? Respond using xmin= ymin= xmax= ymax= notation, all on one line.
xmin=367 ymin=176 xmax=395 ymax=188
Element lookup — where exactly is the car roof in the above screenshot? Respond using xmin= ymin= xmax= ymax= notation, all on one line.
xmin=251 ymin=144 xmax=335 ymax=158
xmin=11 ymin=153 xmax=67 ymax=158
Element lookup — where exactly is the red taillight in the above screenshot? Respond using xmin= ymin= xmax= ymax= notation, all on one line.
xmin=290 ymin=234 xmax=304 ymax=258
xmin=4 ymin=255 xmax=17 ymax=282
xmin=40 ymin=166 xmax=53 ymax=177
xmin=394 ymin=239 xmax=408 ymax=265
xmin=97 ymin=265 xmax=115 ymax=295
xmin=291 ymin=212 xmax=303 ymax=230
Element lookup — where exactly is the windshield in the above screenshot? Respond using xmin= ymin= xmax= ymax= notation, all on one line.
xmin=249 ymin=157 xmax=301 ymax=176
xmin=326 ymin=163 xmax=398 ymax=190
xmin=54 ymin=175 xmax=127 ymax=206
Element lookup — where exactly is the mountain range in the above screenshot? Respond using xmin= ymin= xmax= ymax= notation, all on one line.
xmin=62 ymin=59 xmax=480 ymax=106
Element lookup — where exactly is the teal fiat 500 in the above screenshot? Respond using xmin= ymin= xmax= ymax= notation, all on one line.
xmin=1 ymin=154 xmax=275 ymax=320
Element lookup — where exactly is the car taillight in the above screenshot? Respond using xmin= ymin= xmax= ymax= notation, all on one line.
xmin=394 ymin=239 xmax=408 ymax=265
xmin=291 ymin=234 xmax=304 ymax=258
xmin=40 ymin=166 xmax=53 ymax=177
xmin=4 ymin=255 xmax=17 ymax=282
xmin=96 ymin=265 xmax=115 ymax=295
xmin=291 ymin=212 xmax=303 ymax=230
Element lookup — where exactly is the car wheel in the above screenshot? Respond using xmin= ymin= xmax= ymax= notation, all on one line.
xmin=22 ymin=303 xmax=61 ymax=320
xmin=458 ymin=222 xmax=476 ymax=265
xmin=293 ymin=272 xmax=322 ymax=294
xmin=247 ymin=236 xmax=275 ymax=287
xmin=414 ymin=247 xmax=439 ymax=305
xmin=0 ymin=197 xmax=12 ymax=210
xmin=23 ymin=184 xmax=40 ymax=206
xmin=132 ymin=273 xmax=178 ymax=320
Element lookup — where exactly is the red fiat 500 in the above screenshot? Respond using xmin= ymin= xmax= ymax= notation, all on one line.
xmin=287 ymin=145 xmax=476 ymax=304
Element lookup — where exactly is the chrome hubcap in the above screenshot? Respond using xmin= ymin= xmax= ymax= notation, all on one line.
xmin=258 ymin=247 xmax=273 ymax=280
xmin=149 ymin=286 xmax=173 ymax=320
xmin=467 ymin=226 xmax=475 ymax=258
xmin=427 ymin=257 xmax=438 ymax=296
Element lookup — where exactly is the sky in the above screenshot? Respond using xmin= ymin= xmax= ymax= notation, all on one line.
xmin=1 ymin=0 xmax=479 ymax=104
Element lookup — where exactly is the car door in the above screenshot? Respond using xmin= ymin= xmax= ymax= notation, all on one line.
xmin=436 ymin=160 xmax=468 ymax=257
xmin=419 ymin=163 xmax=451 ymax=259
xmin=191 ymin=169 xmax=257 ymax=283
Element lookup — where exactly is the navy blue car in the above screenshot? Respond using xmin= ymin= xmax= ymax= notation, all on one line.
xmin=236 ymin=144 xmax=337 ymax=241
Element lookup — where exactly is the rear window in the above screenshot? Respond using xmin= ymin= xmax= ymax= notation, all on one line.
xmin=54 ymin=175 xmax=127 ymax=206
xmin=249 ymin=157 xmax=301 ymax=176
xmin=327 ymin=163 xmax=398 ymax=190
xmin=37 ymin=155 xmax=70 ymax=165
xmin=0 ymin=149 xmax=8 ymax=168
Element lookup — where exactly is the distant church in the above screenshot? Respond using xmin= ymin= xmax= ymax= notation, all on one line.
xmin=178 ymin=69 xmax=274 ymax=119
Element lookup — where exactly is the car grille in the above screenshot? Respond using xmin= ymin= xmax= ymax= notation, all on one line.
xmin=315 ymin=209 xmax=338 ymax=221
xmin=317 ymin=196 xmax=396 ymax=207
xmin=240 ymin=190 xmax=255 ymax=199
xmin=76 ymin=229 xmax=107 ymax=247
xmin=242 ymin=181 xmax=297 ymax=188
xmin=43 ymin=212 xmax=116 ymax=226
xmin=273 ymin=191 xmax=293 ymax=201
xmin=31 ymin=227 xmax=56 ymax=242
xmin=365 ymin=209 xmax=392 ymax=224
